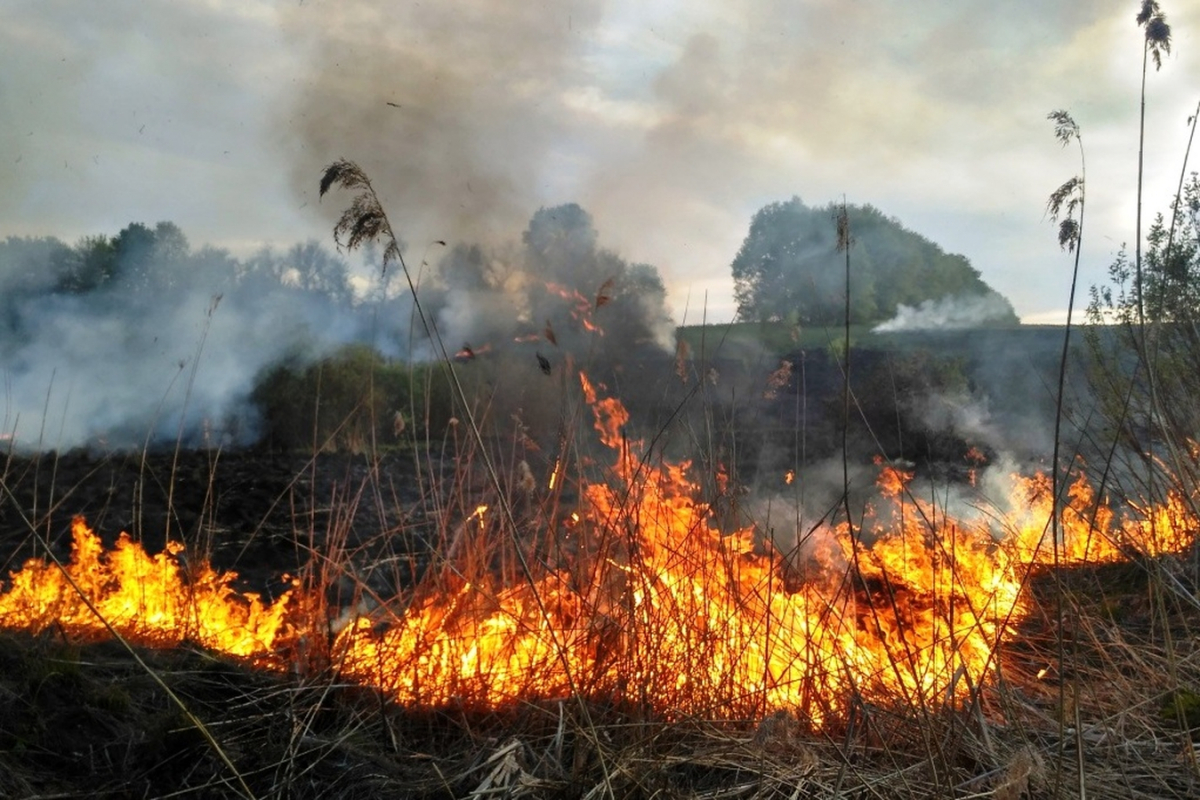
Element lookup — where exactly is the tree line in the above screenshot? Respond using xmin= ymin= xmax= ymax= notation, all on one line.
xmin=731 ymin=197 xmax=1018 ymax=327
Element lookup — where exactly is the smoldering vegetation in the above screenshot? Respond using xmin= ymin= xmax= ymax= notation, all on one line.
xmin=872 ymin=292 xmax=1019 ymax=331
xmin=0 ymin=176 xmax=1084 ymax=493
xmin=0 ymin=221 xmax=1087 ymax=479
xmin=664 ymin=324 xmax=1093 ymax=481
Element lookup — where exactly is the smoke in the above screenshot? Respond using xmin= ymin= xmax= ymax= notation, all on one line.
xmin=0 ymin=231 xmax=406 ymax=451
xmin=908 ymin=391 xmax=1000 ymax=450
xmin=745 ymin=450 xmax=1066 ymax=579
xmin=0 ymin=201 xmax=675 ymax=452
xmin=421 ymin=203 xmax=675 ymax=363
xmin=278 ymin=2 xmax=602 ymax=253
xmin=745 ymin=455 xmax=878 ymax=552
xmin=872 ymin=292 xmax=1017 ymax=332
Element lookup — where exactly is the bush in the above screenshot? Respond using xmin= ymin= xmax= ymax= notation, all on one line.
xmin=250 ymin=344 xmax=455 ymax=452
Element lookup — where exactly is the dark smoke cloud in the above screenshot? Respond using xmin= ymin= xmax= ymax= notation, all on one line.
xmin=279 ymin=1 xmax=603 ymax=251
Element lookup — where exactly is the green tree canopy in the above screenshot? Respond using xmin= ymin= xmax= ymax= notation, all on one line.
xmin=731 ymin=198 xmax=1017 ymax=326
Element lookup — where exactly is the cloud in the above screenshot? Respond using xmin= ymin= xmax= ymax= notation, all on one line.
xmin=0 ymin=1 xmax=303 ymax=246
xmin=4 ymin=0 xmax=1200 ymax=327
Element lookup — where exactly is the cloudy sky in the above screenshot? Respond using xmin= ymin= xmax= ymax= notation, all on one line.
xmin=4 ymin=0 xmax=1198 ymax=325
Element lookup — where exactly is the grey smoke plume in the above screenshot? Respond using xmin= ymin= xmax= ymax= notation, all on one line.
xmin=872 ymin=293 xmax=1017 ymax=332
xmin=424 ymin=203 xmax=674 ymax=362
xmin=279 ymin=2 xmax=602 ymax=255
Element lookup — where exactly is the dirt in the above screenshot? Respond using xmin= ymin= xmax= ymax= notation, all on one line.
xmin=0 ymin=447 xmax=433 ymax=598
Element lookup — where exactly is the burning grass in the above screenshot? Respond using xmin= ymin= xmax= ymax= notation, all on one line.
xmin=3 ymin=376 xmax=1200 ymax=797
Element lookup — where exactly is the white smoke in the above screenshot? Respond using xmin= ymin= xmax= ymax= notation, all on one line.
xmin=0 ymin=204 xmax=675 ymax=452
xmin=873 ymin=293 xmax=1016 ymax=332
xmin=0 ymin=242 xmax=394 ymax=452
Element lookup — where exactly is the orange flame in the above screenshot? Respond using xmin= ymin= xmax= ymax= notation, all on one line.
xmin=546 ymin=281 xmax=605 ymax=336
xmin=1 ymin=387 xmax=1196 ymax=724
xmin=330 ymin=384 xmax=1199 ymax=719
xmin=0 ymin=518 xmax=295 ymax=661
xmin=471 ymin=505 xmax=489 ymax=529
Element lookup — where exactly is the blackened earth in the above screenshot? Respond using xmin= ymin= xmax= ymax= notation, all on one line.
xmin=0 ymin=447 xmax=433 ymax=603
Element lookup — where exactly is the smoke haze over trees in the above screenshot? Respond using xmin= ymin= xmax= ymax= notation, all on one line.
xmin=434 ymin=202 xmax=674 ymax=359
xmin=731 ymin=198 xmax=1018 ymax=327
xmin=0 ymin=202 xmax=673 ymax=451
xmin=0 ymin=224 xmax=386 ymax=451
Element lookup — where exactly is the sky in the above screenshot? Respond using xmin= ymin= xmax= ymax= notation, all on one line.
xmin=3 ymin=0 xmax=1199 ymax=326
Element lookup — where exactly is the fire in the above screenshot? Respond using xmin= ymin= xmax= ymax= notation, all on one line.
xmin=547 ymin=281 xmax=604 ymax=336
xmin=0 ymin=518 xmax=295 ymax=661
xmin=454 ymin=342 xmax=492 ymax=362
xmin=1 ymin=382 xmax=1197 ymax=724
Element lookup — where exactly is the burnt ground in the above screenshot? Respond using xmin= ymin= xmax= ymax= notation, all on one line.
xmin=0 ymin=447 xmax=435 ymax=602
xmin=3 ymin=446 xmax=1200 ymax=797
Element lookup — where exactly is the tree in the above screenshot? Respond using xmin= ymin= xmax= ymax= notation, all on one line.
xmin=0 ymin=235 xmax=75 ymax=294
xmin=1088 ymin=173 xmax=1200 ymax=434
xmin=523 ymin=203 xmax=598 ymax=289
xmin=440 ymin=243 xmax=506 ymax=291
xmin=280 ymin=241 xmax=353 ymax=303
xmin=111 ymin=221 xmax=191 ymax=294
xmin=731 ymin=197 xmax=1017 ymax=326
xmin=59 ymin=234 xmax=118 ymax=293
xmin=0 ymin=235 xmax=75 ymax=342
xmin=521 ymin=204 xmax=673 ymax=352
xmin=56 ymin=221 xmax=194 ymax=296
xmin=238 ymin=240 xmax=354 ymax=304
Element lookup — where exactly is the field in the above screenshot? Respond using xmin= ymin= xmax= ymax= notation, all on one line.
xmin=2 ymin=353 xmax=1199 ymax=798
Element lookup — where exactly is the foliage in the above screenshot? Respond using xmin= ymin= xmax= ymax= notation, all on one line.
xmin=249 ymin=344 xmax=454 ymax=452
xmin=242 ymin=240 xmax=355 ymax=304
xmin=731 ymin=197 xmax=1017 ymax=326
xmin=1081 ymin=6 xmax=1192 ymax=507
xmin=52 ymin=222 xmax=192 ymax=295
xmin=400 ymin=202 xmax=677 ymax=362
xmin=1089 ymin=177 xmax=1200 ymax=327
xmin=515 ymin=203 xmax=673 ymax=354
xmin=1086 ymin=173 xmax=1200 ymax=479
xmin=1140 ymin=174 xmax=1200 ymax=320
xmin=843 ymin=349 xmax=977 ymax=464
xmin=0 ymin=236 xmax=76 ymax=341
xmin=0 ymin=221 xmax=357 ymax=307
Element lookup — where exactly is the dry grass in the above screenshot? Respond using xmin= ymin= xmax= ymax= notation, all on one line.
xmin=6 ymin=63 xmax=1200 ymax=791
xmin=3 ymin=408 xmax=1200 ymax=798
xmin=1 ymin=575 xmax=1198 ymax=800
xmin=3 ymin=302 xmax=1198 ymax=799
